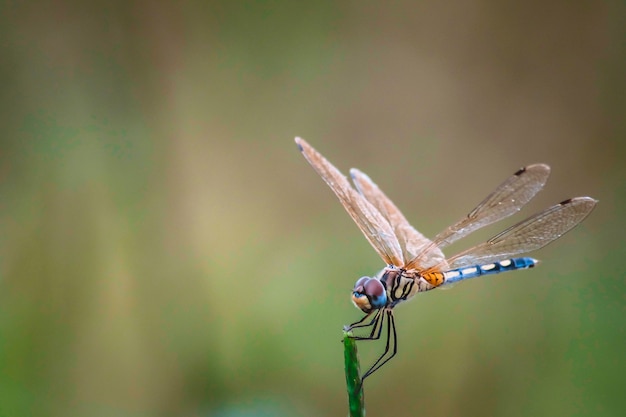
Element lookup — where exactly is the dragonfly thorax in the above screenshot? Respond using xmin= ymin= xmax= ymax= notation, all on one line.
xmin=351 ymin=266 xmax=432 ymax=313
xmin=380 ymin=267 xmax=424 ymax=307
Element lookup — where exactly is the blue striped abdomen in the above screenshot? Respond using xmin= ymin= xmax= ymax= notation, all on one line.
xmin=443 ymin=257 xmax=538 ymax=285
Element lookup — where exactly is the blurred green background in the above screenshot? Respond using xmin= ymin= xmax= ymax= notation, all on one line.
xmin=0 ymin=1 xmax=624 ymax=416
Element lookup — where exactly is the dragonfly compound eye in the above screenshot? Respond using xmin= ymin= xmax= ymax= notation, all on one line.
xmin=351 ymin=277 xmax=387 ymax=312
xmin=364 ymin=279 xmax=387 ymax=309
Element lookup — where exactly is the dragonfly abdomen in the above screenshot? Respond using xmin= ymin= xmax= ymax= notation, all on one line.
xmin=442 ymin=257 xmax=538 ymax=285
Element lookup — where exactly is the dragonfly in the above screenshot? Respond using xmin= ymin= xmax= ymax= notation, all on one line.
xmin=295 ymin=137 xmax=597 ymax=382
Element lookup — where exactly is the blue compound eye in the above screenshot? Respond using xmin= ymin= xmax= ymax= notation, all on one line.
xmin=364 ymin=279 xmax=387 ymax=309
xmin=351 ymin=276 xmax=387 ymax=312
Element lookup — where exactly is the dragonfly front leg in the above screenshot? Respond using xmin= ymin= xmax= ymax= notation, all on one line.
xmin=345 ymin=309 xmax=384 ymax=341
xmin=360 ymin=310 xmax=397 ymax=381
xmin=345 ymin=309 xmax=398 ymax=381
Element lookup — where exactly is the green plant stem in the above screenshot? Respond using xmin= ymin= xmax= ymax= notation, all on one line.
xmin=343 ymin=331 xmax=364 ymax=417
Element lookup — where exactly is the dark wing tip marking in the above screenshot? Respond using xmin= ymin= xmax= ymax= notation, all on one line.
xmin=294 ymin=137 xmax=304 ymax=152
xmin=515 ymin=163 xmax=551 ymax=177
xmin=349 ymin=168 xmax=364 ymax=181
xmin=558 ymin=196 xmax=598 ymax=206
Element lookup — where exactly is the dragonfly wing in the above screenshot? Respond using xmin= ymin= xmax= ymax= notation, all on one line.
xmin=433 ymin=163 xmax=551 ymax=247
xmin=350 ymin=168 xmax=447 ymax=269
xmin=403 ymin=163 xmax=550 ymax=270
xmin=445 ymin=197 xmax=597 ymax=270
xmin=296 ymin=137 xmax=404 ymax=266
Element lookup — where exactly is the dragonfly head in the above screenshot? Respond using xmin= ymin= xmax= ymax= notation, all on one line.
xmin=351 ymin=276 xmax=387 ymax=313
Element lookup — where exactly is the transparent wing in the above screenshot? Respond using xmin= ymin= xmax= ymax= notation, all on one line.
xmin=295 ymin=137 xmax=404 ymax=266
xmin=350 ymin=168 xmax=447 ymax=269
xmin=441 ymin=197 xmax=597 ymax=270
xmin=404 ymin=163 xmax=551 ymax=270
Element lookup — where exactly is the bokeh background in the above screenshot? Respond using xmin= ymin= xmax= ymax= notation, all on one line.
xmin=0 ymin=1 xmax=624 ymax=416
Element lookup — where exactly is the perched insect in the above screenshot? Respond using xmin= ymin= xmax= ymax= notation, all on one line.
xmin=295 ymin=137 xmax=597 ymax=381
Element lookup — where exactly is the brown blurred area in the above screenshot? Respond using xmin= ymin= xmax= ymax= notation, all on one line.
xmin=0 ymin=1 xmax=623 ymax=416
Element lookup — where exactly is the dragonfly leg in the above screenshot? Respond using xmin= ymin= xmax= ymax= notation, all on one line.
xmin=346 ymin=309 xmax=384 ymax=341
xmin=344 ymin=310 xmax=377 ymax=331
xmin=350 ymin=310 xmax=385 ymax=341
xmin=360 ymin=310 xmax=398 ymax=381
